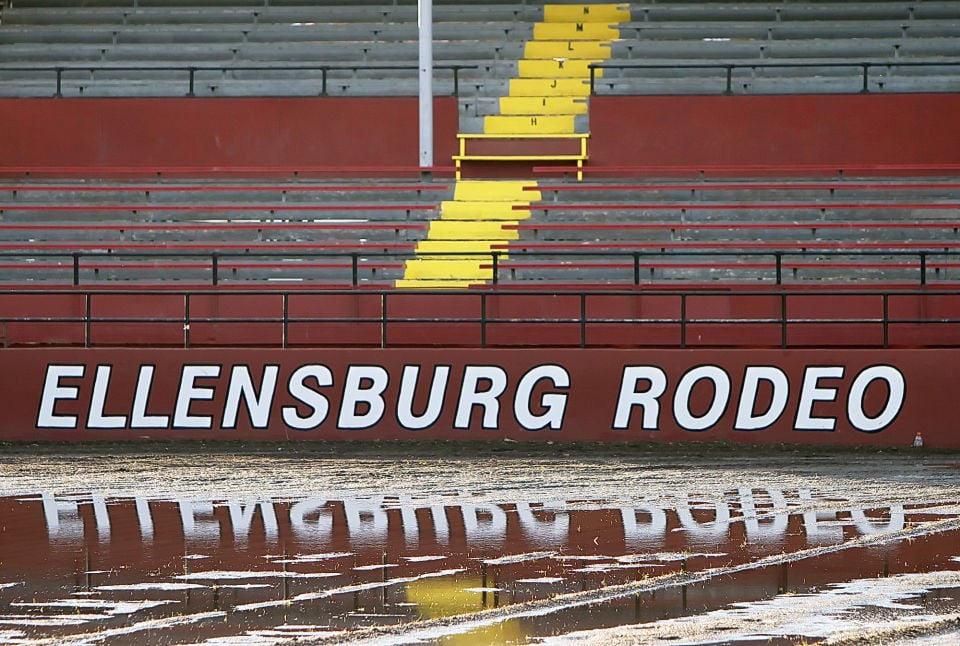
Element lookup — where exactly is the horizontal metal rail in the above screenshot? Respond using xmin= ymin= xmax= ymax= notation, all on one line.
xmin=0 ymin=64 xmax=478 ymax=98
xmin=0 ymin=287 xmax=958 ymax=350
xmin=588 ymin=60 xmax=960 ymax=95
xmin=0 ymin=249 xmax=957 ymax=287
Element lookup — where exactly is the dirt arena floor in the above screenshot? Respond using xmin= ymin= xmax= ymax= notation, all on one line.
xmin=1 ymin=441 xmax=959 ymax=645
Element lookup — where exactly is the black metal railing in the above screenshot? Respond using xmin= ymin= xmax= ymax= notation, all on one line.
xmin=1 ymin=248 xmax=958 ymax=287
xmin=588 ymin=60 xmax=960 ymax=95
xmin=0 ymin=64 xmax=477 ymax=98
xmin=1 ymin=287 xmax=959 ymax=350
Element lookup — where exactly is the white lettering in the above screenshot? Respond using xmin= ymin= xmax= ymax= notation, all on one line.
xmin=223 ymin=365 xmax=278 ymax=429
xmin=131 ymin=365 xmax=169 ymax=429
xmin=397 ymin=365 xmax=449 ymax=430
xmin=282 ymin=364 xmax=333 ymax=430
xmin=674 ymin=366 xmax=730 ymax=431
xmin=338 ymin=366 xmax=388 ymax=429
xmin=795 ymin=366 xmax=844 ymax=431
xmin=88 ymin=365 xmax=127 ymax=429
xmin=612 ymin=366 xmax=667 ymax=430
xmin=173 ymin=365 xmax=220 ymax=429
xmin=735 ymin=366 xmax=789 ymax=431
xmin=514 ymin=364 xmax=569 ymax=431
xmin=37 ymin=364 xmax=84 ymax=428
xmin=454 ymin=366 xmax=507 ymax=429
xmin=847 ymin=366 xmax=904 ymax=432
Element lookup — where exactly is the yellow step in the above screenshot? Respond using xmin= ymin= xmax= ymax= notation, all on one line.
xmin=427 ymin=220 xmax=516 ymax=240
xmin=452 ymin=179 xmax=537 ymax=201
xmin=507 ymin=77 xmax=591 ymax=97
xmin=484 ymin=114 xmax=576 ymax=135
xmin=395 ymin=278 xmax=479 ymax=289
xmin=533 ymin=22 xmax=620 ymax=41
xmin=518 ymin=58 xmax=602 ymax=79
xmin=415 ymin=239 xmax=501 ymax=255
xmin=440 ymin=201 xmax=531 ymax=220
xmin=525 ymin=40 xmax=613 ymax=60
xmin=499 ymin=95 xmax=587 ymax=116
xmin=543 ymin=4 xmax=631 ymax=24
xmin=403 ymin=258 xmax=490 ymax=280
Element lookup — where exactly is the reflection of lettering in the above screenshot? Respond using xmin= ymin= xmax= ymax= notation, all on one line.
xmin=227 ymin=501 xmax=278 ymax=543
xmin=462 ymin=503 xmax=508 ymax=546
xmin=739 ymin=488 xmax=788 ymax=541
xmin=37 ymin=491 xmax=912 ymax=550
xmin=621 ymin=505 xmax=668 ymax=550
xmin=178 ymin=500 xmax=220 ymax=542
xmin=516 ymin=502 xmax=569 ymax=546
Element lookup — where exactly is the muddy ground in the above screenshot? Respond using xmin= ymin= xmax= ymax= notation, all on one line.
xmin=1 ymin=441 xmax=959 ymax=645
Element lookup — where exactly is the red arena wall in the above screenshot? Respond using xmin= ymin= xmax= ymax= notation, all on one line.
xmin=589 ymin=93 xmax=960 ymax=168
xmin=2 ymin=94 xmax=958 ymax=170
xmin=0 ymin=97 xmax=460 ymax=169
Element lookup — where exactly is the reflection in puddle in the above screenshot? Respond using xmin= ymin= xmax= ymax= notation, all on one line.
xmin=0 ymin=490 xmax=959 ymax=644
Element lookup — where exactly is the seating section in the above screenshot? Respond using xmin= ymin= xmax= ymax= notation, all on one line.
xmin=0 ymin=175 xmax=448 ymax=285
xmin=2 ymin=2 xmax=960 ymax=288
xmin=0 ymin=1 xmax=538 ymax=98
xmin=1 ymin=171 xmax=960 ymax=286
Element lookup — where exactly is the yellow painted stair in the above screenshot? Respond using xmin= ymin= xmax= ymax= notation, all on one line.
xmin=397 ymin=180 xmax=540 ymax=289
xmin=484 ymin=3 xmax=630 ymax=137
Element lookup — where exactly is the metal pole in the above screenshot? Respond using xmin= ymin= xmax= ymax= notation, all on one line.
xmin=418 ymin=0 xmax=434 ymax=169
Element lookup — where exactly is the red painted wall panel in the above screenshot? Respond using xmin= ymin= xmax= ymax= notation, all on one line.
xmin=4 ymin=94 xmax=957 ymax=172
xmin=589 ymin=94 xmax=960 ymax=168
xmin=4 ymin=347 xmax=955 ymax=447
xmin=0 ymin=97 xmax=459 ymax=169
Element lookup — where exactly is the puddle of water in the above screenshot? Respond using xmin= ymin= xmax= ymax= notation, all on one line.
xmin=0 ymin=490 xmax=958 ymax=644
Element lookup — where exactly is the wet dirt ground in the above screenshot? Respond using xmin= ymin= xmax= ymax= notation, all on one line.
xmin=1 ymin=441 xmax=959 ymax=645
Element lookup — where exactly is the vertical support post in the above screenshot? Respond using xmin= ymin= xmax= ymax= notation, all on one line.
xmin=580 ymin=292 xmax=587 ymax=348
xmin=211 ymin=252 xmax=219 ymax=286
xmin=491 ymin=251 xmax=499 ymax=284
xmin=188 ymin=67 xmax=196 ymax=97
xmin=84 ymin=292 xmax=92 ymax=348
xmin=480 ymin=292 xmax=487 ymax=348
xmin=860 ymin=63 xmax=870 ymax=93
xmin=184 ymin=293 xmax=191 ymax=348
xmin=282 ymin=292 xmax=289 ymax=349
xmin=882 ymin=292 xmax=889 ymax=349
xmin=55 ymin=68 xmax=64 ymax=98
xmin=418 ymin=0 xmax=434 ymax=170
xmin=775 ymin=252 xmax=782 ymax=285
xmin=679 ymin=294 xmax=687 ymax=349
xmin=351 ymin=253 xmax=359 ymax=286
xmin=920 ymin=252 xmax=927 ymax=285
xmin=73 ymin=252 xmax=80 ymax=286
xmin=380 ymin=292 xmax=388 ymax=349
xmin=781 ymin=291 xmax=788 ymax=349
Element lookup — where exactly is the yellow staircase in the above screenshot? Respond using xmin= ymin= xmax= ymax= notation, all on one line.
xmin=399 ymin=4 xmax=629 ymax=289
xmin=484 ymin=2 xmax=630 ymax=137
xmin=396 ymin=180 xmax=540 ymax=289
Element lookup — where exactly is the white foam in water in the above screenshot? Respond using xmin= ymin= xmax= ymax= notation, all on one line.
xmin=266 ymin=552 xmax=354 ymax=564
xmin=481 ymin=551 xmax=557 ymax=566
xmin=0 ymin=614 xmax=108 ymax=627
xmin=402 ymin=555 xmax=447 ymax=562
xmin=537 ymin=571 xmax=960 ymax=645
xmin=516 ymin=577 xmax=566 ymax=584
xmin=13 ymin=599 xmax=175 ymax=615
xmin=0 ymin=583 xmax=20 ymax=590
xmin=95 ymin=583 xmax=206 ymax=592
xmin=353 ymin=564 xmax=399 ymax=571
xmin=616 ymin=552 xmax=725 ymax=563
xmin=176 ymin=570 xmax=341 ymax=581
